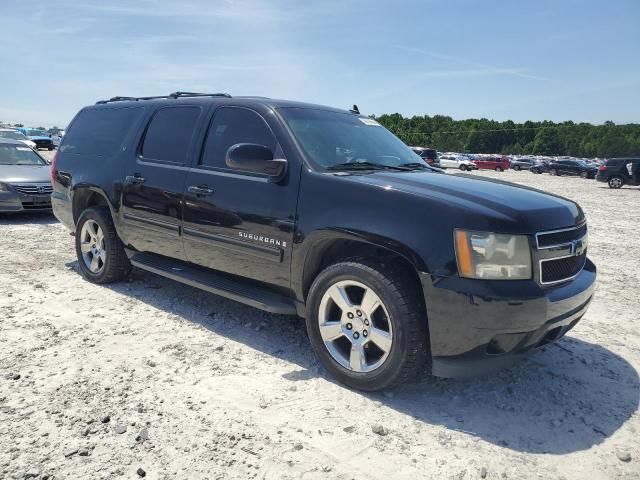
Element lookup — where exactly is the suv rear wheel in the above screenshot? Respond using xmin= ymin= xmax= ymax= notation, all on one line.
xmin=513 ymin=165 xmax=521 ymax=171
xmin=75 ymin=207 xmax=131 ymax=284
xmin=608 ymin=176 xmax=624 ymax=189
xmin=306 ymin=258 xmax=429 ymax=391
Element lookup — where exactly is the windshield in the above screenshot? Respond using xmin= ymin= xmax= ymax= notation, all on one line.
xmin=0 ymin=130 xmax=27 ymax=141
xmin=0 ymin=145 xmax=47 ymax=165
xmin=26 ymin=129 xmax=48 ymax=137
xmin=279 ymin=108 xmax=425 ymax=170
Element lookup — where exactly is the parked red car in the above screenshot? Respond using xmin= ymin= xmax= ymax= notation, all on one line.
xmin=472 ymin=156 xmax=510 ymax=171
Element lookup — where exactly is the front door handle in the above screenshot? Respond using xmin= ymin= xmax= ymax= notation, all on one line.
xmin=125 ymin=174 xmax=146 ymax=185
xmin=188 ymin=185 xmax=214 ymax=196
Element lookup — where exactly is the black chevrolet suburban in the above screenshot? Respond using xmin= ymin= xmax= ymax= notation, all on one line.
xmin=51 ymin=92 xmax=596 ymax=391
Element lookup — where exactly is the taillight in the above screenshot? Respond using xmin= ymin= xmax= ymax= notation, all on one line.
xmin=50 ymin=151 xmax=58 ymax=184
xmin=598 ymin=165 xmax=607 ymax=172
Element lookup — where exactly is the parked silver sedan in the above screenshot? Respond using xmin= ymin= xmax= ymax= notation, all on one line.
xmin=0 ymin=139 xmax=53 ymax=213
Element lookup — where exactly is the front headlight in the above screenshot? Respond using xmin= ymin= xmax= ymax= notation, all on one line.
xmin=0 ymin=182 xmax=10 ymax=192
xmin=455 ymin=229 xmax=532 ymax=280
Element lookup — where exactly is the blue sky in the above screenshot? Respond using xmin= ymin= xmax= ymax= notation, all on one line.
xmin=1 ymin=0 xmax=638 ymax=127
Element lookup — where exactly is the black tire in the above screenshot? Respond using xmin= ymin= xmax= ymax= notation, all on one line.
xmin=495 ymin=166 xmax=503 ymax=172
xmin=459 ymin=165 xmax=467 ymax=171
xmin=580 ymin=171 xmax=588 ymax=179
xmin=48 ymin=146 xmax=54 ymax=151
xmin=608 ymin=176 xmax=624 ymax=189
xmin=306 ymin=257 xmax=429 ymax=391
xmin=75 ymin=207 xmax=131 ymax=284
xmin=513 ymin=165 xmax=521 ymax=171
xmin=549 ymin=169 xmax=557 ymax=176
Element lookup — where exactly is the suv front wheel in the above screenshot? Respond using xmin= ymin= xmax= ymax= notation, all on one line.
xmin=75 ymin=207 xmax=131 ymax=284
xmin=306 ymin=258 xmax=429 ymax=391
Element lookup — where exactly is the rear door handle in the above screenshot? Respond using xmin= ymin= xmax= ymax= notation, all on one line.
xmin=125 ymin=175 xmax=146 ymax=185
xmin=188 ymin=185 xmax=214 ymax=196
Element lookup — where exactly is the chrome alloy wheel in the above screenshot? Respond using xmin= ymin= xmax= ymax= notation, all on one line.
xmin=80 ymin=220 xmax=106 ymax=274
xmin=318 ymin=280 xmax=393 ymax=373
xmin=610 ymin=177 xmax=623 ymax=188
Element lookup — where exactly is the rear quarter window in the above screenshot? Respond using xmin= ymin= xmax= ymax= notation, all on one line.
xmin=61 ymin=106 xmax=143 ymax=156
xmin=605 ymin=159 xmax=624 ymax=166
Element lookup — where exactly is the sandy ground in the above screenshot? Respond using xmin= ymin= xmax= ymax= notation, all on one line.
xmin=1 ymin=156 xmax=639 ymax=480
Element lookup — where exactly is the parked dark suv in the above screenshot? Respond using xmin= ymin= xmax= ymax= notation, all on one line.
xmin=547 ymin=159 xmax=598 ymax=178
xmin=596 ymin=158 xmax=640 ymax=189
xmin=51 ymin=92 xmax=596 ymax=391
xmin=410 ymin=147 xmax=440 ymax=168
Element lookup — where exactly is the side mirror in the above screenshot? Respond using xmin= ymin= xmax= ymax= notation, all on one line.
xmin=225 ymin=143 xmax=286 ymax=180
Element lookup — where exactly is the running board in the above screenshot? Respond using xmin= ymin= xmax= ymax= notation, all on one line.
xmin=129 ymin=252 xmax=298 ymax=315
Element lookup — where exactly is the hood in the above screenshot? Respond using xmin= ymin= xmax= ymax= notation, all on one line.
xmin=0 ymin=164 xmax=51 ymax=183
xmin=339 ymin=171 xmax=584 ymax=232
xmin=29 ymin=135 xmax=51 ymax=141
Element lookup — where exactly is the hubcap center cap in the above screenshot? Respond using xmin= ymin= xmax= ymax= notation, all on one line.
xmin=348 ymin=315 xmax=365 ymax=332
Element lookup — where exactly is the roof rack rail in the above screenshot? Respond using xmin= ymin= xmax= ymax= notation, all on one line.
xmin=168 ymin=91 xmax=232 ymax=99
xmin=96 ymin=91 xmax=232 ymax=104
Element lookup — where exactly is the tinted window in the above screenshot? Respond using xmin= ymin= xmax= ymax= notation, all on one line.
xmin=421 ymin=149 xmax=437 ymax=160
xmin=605 ymin=159 xmax=625 ymax=166
xmin=142 ymin=106 xmax=201 ymax=163
xmin=61 ymin=106 xmax=143 ymax=156
xmin=201 ymin=108 xmax=275 ymax=169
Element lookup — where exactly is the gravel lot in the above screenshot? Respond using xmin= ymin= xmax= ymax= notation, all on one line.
xmin=1 ymin=155 xmax=639 ymax=480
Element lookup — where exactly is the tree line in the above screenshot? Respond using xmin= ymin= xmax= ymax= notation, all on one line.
xmin=374 ymin=114 xmax=640 ymax=158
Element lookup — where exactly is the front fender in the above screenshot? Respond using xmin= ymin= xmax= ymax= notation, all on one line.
xmin=291 ymin=227 xmax=429 ymax=301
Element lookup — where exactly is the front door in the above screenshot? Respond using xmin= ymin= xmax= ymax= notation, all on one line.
xmin=181 ymin=106 xmax=298 ymax=288
xmin=121 ymin=105 xmax=204 ymax=260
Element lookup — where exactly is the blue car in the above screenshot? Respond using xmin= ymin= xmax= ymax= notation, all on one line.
xmin=16 ymin=127 xmax=54 ymax=150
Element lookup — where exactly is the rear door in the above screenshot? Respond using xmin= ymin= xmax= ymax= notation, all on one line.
xmin=440 ymin=155 xmax=455 ymax=168
xmin=181 ymin=106 xmax=298 ymax=288
xmin=631 ymin=160 xmax=640 ymax=184
xmin=120 ymin=104 xmax=204 ymax=260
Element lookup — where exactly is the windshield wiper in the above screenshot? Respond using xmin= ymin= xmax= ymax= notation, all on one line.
xmin=326 ymin=161 xmax=412 ymax=172
xmin=397 ymin=162 xmax=433 ymax=170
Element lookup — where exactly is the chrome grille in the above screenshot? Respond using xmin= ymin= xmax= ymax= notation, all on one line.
xmin=536 ymin=223 xmax=588 ymax=248
xmin=11 ymin=183 xmax=53 ymax=195
xmin=535 ymin=223 xmax=588 ymax=285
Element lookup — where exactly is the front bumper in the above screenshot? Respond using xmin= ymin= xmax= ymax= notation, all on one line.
xmin=0 ymin=191 xmax=52 ymax=212
xmin=420 ymin=258 xmax=596 ymax=378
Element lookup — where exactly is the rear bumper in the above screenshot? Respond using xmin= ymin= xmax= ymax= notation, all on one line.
xmin=420 ymin=258 xmax=596 ymax=378
xmin=0 ymin=191 xmax=52 ymax=212
xmin=33 ymin=140 xmax=53 ymax=149
xmin=51 ymin=191 xmax=75 ymax=231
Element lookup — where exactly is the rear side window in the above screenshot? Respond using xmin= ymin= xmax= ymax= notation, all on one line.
xmin=422 ymin=149 xmax=437 ymax=159
xmin=605 ymin=159 xmax=624 ymax=166
xmin=201 ymin=107 xmax=276 ymax=169
xmin=141 ymin=106 xmax=201 ymax=164
xmin=61 ymin=106 xmax=143 ymax=156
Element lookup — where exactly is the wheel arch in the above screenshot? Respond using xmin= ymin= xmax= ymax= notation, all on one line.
xmin=295 ymin=229 xmax=428 ymax=304
xmin=71 ymin=186 xmax=115 ymax=227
